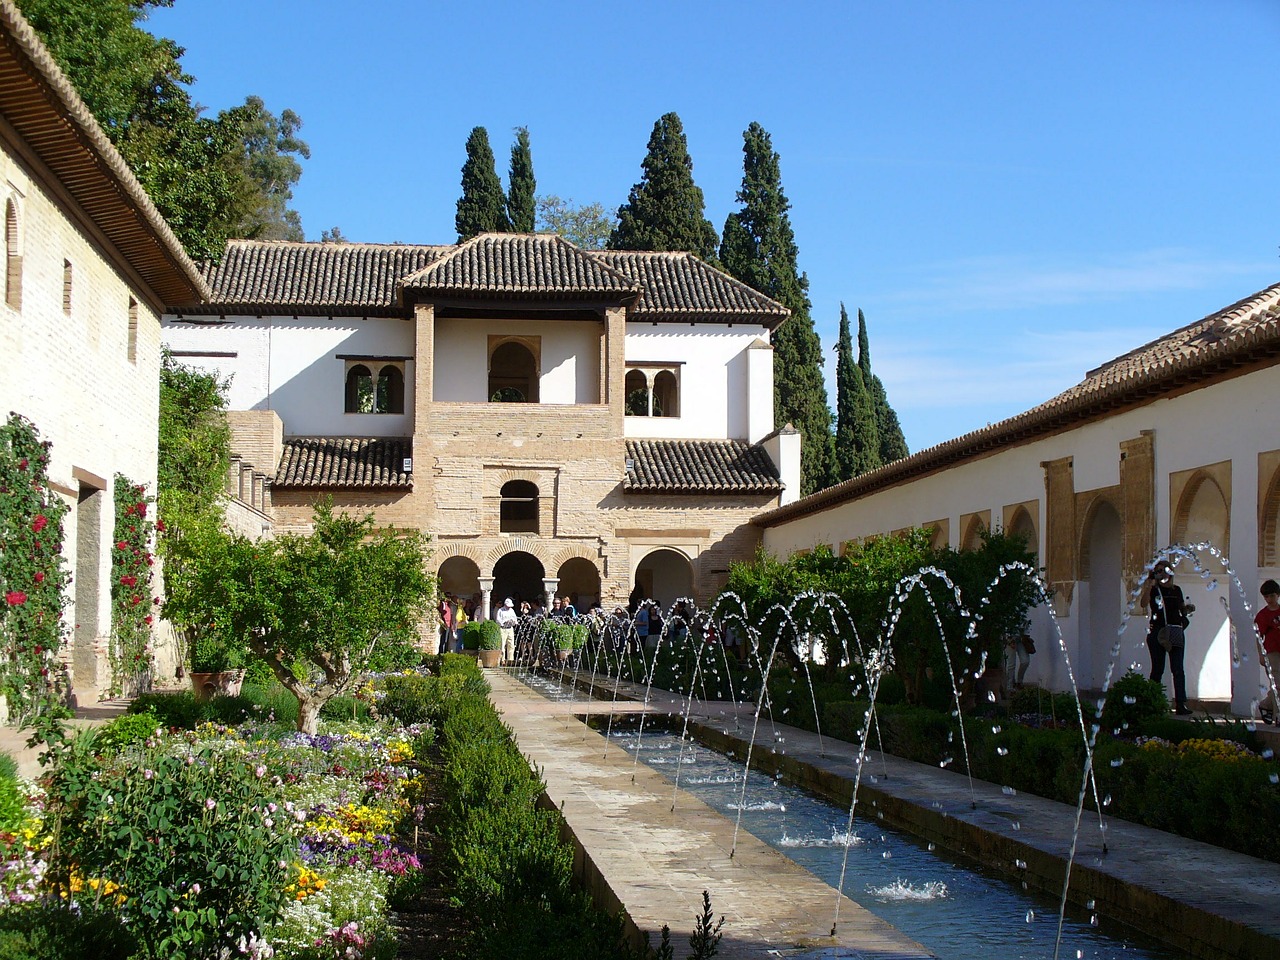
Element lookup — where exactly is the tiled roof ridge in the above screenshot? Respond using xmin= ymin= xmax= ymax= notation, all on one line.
xmin=0 ymin=0 xmax=209 ymax=303
xmin=399 ymin=232 xmax=640 ymax=296
xmin=223 ymin=238 xmax=449 ymax=253
xmin=273 ymin=436 xmax=412 ymax=489
xmin=624 ymin=437 xmax=783 ymax=494
xmin=591 ymin=249 xmax=791 ymax=317
xmin=1086 ymin=282 xmax=1280 ymax=377
xmin=755 ymin=280 xmax=1280 ymax=527
xmin=588 ymin=252 xmax=788 ymax=320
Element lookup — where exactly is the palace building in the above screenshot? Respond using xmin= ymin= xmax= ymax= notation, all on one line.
xmin=162 ymin=233 xmax=800 ymax=640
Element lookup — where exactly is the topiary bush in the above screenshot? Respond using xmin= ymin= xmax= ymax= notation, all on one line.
xmin=478 ymin=619 xmax=503 ymax=651
xmin=1101 ymin=671 xmax=1169 ymax=732
xmin=94 ymin=711 xmax=162 ymax=752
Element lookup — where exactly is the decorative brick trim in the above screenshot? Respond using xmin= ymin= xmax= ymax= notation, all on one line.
xmin=482 ymin=536 xmax=553 ymax=571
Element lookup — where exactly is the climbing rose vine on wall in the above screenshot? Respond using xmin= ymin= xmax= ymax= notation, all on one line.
xmin=110 ymin=474 xmax=158 ymax=696
xmin=0 ymin=414 xmax=71 ymax=722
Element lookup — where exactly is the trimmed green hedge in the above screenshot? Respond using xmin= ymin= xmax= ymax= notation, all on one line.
xmin=429 ymin=656 xmax=639 ymax=959
xmin=822 ymin=698 xmax=1280 ymax=862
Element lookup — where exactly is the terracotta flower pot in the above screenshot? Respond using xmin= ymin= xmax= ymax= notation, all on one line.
xmin=190 ymin=670 xmax=244 ymax=701
xmin=479 ymin=649 xmax=501 ymax=668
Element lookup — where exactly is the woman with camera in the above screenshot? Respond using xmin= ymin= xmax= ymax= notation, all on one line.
xmin=1144 ymin=560 xmax=1193 ymax=715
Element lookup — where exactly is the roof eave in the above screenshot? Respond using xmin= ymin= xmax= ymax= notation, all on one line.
xmin=0 ymin=1 xmax=209 ymax=306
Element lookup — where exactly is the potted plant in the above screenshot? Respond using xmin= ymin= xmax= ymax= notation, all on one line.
xmin=187 ymin=630 xmax=247 ymax=700
xmin=477 ymin=620 xmax=503 ymax=668
xmin=459 ymin=621 xmax=484 ymax=659
xmin=544 ymin=621 xmax=586 ymax=663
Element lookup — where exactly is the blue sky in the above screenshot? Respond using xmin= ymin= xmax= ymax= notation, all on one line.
xmin=145 ymin=0 xmax=1278 ymax=453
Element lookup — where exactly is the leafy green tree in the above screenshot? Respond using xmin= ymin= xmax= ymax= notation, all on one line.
xmin=535 ymin=195 xmax=616 ymax=249
xmin=320 ymin=226 xmax=348 ymax=242
xmin=232 ymin=95 xmax=310 ymax=241
xmin=607 ymin=112 xmax=718 ymax=260
xmin=16 ymin=0 xmax=309 ymax=262
xmin=507 ymin=126 xmax=536 ymax=233
xmin=858 ymin=309 xmax=909 ymax=464
xmin=834 ymin=304 xmax=879 ymax=480
xmin=157 ymin=348 xmax=231 ymax=529
xmin=163 ymin=502 xmax=433 ymax=733
xmin=720 ymin=122 xmax=833 ymax=494
xmin=456 ymin=125 xmax=510 ymax=240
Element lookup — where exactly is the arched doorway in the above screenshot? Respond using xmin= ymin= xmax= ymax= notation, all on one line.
xmin=558 ymin=557 xmax=601 ymax=611
xmin=1171 ymin=472 xmax=1231 ymax=702
xmin=1081 ymin=500 xmax=1122 ymax=692
xmin=438 ymin=555 xmax=481 ymax=608
xmin=634 ymin=548 xmax=694 ymax=610
xmin=494 ymin=551 xmax=545 ymax=610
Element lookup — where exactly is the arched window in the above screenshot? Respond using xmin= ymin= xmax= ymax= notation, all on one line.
xmin=625 ymin=369 xmax=650 ymax=416
xmin=376 ymin=364 xmax=404 ymax=414
xmin=345 ymin=362 xmax=405 ymax=414
xmin=500 ymin=480 xmax=539 ymax=534
xmin=489 ymin=340 xmax=538 ymax=403
xmin=345 ymin=364 xmax=374 ymax=413
xmin=5 ymin=198 xmax=21 ymax=311
xmin=653 ymin=370 xmax=678 ymax=418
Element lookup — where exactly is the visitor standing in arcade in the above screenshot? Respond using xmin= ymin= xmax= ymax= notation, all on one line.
xmin=1144 ymin=561 xmax=1193 ymax=715
xmin=1254 ymin=579 xmax=1280 ymax=725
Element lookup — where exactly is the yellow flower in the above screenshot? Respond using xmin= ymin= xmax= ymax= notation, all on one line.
xmin=284 ymin=863 xmax=328 ymax=900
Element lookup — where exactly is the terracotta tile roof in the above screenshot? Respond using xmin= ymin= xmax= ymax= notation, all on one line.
xmin=624 ymin=439 xmax=783 ymax=495
xmin=175 ymin=235 xmax=789 ymax=326
xmin=399 ymin=233 xmax=639 ymax=300
xmin=591 ymin=251 xmax=790 ymax=328
xmin=187 ymin=241 xmax=448 ymax=315
xmin=273 ymin=437 xmax=413 ymax=489
xmin=0 ymin=1 xmax=208 ymax=306
xmin=756 ymin=282 xmax=1280 ymax=527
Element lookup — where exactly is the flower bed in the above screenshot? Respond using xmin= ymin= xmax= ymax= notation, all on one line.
xmin=0 ymin=706 xmax=432 ymax=958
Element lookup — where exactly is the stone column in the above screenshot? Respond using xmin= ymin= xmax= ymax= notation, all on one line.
xmin=478 ymin=577 xmax=495 ymax=621
xmin=543 ymin=578 xmax=560 ymax=610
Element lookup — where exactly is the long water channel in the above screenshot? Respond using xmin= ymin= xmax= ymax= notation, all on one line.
xmin=518 ymin=672 xmax=1192 ymax=960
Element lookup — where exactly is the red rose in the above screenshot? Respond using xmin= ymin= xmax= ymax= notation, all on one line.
xmin=117 ymin=541 xmax=128 ymax=550
xmin=32 ymin=515 xmax=47 ymax=533
xmin=144 ymin=615 xmax=153 ymax=625
xmin=4 ymin=591 xmax=26 ymax=606
xmin=131 ymin=595 xmax=141 ymax=606
xmin=120 ymin=575 xmax=137 ymax=587
xmin=153 ymin=597 xmax=161 ymax=605
xmin=33 ymin=572 xmax=44 ymax=583
xmin=18 ymin=458 xmax=27 ymax=470
xmin=156 ymin=520 xmax=167 ymax=532
xmin=136 ymin=503 xmax=147 ymax=518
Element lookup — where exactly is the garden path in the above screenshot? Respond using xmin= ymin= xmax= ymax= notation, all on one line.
xmin=493 ymin=669 xmax=1280 ymax=960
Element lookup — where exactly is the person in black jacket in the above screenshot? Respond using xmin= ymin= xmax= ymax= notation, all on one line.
xmin=1144 ymin=560 xmax=1194 ymax=715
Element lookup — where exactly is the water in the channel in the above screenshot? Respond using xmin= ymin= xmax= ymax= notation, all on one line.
xmin=609 ymin=722 xmax=1192 ymax=960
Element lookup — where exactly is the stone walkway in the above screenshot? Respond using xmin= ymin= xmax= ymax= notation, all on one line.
xmin=491 ymin=668 xmax=1280 ymax=960
xmin=0 ymin=700 xmax=128 ymax=778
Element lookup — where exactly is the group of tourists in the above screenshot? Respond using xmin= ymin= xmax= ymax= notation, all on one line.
xmin=1140 ymin=561 xmax=1279 ymax=723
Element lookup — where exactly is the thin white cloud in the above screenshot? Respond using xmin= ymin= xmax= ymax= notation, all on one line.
xmin=878 ymin=249 xmax=1272 ymax=314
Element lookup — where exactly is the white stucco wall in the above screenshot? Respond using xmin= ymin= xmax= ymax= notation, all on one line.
xmin=624 ymin=325 xmax=772 ymax=440
xmin=762 ymin=365 xmax=1280 ymax=715
xmin=432 ymin=317 xmax=601 ymax=404
xmin=2 ymin=134 xmax=165 ymax=697
xmin=161 ymin=315 xmax=416 ymax=437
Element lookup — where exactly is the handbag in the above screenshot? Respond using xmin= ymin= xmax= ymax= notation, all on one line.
xmin=1157 ymin=625 xmax=1185 ymax=651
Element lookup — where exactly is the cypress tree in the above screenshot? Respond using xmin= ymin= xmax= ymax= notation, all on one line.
xmin=857 ymin=309 xmax=909 ymax=464
xmin=455 ymin=126 xmax=509 ymax=241
xmin=720 ymin=122 xmax=833 ymax=495
xmin=835 ymin=304 xmax=880 ymax=481
xmin=507 ymin=126 xmax=536 ymax=233
xmin=607 ymin=113 xmax=718 ymax=260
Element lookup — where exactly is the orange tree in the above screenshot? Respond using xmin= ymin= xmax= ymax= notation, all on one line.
xmin=165 ymin=502 xmax=433 ymax=733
